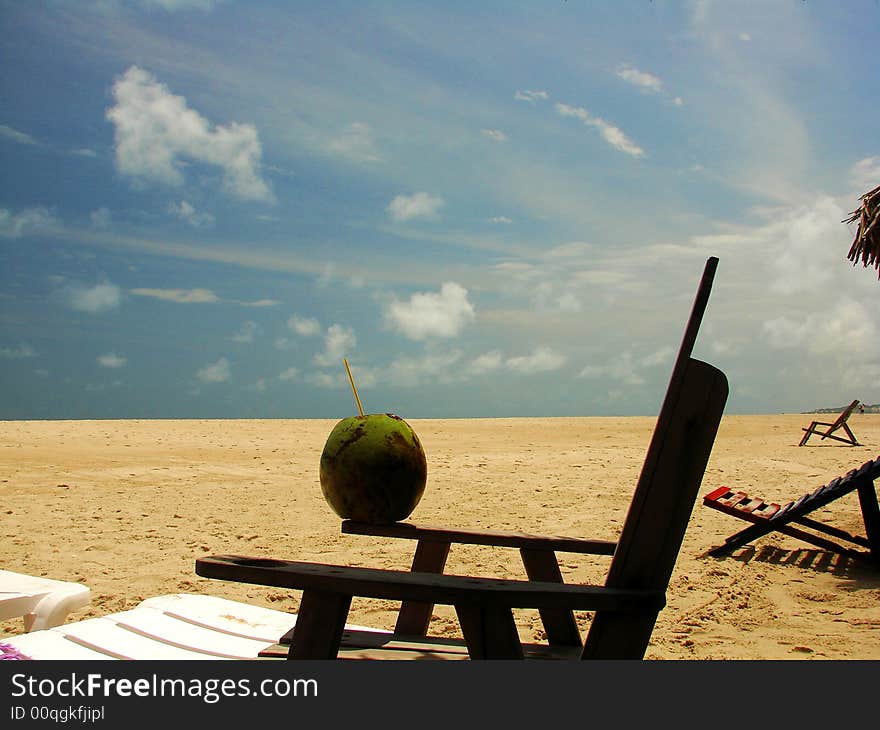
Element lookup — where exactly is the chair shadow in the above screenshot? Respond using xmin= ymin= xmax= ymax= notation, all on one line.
xmin=794 ymin=444 xmax=863 ymax=448
xmin=703 ymin=545 xmax=880 ymax=583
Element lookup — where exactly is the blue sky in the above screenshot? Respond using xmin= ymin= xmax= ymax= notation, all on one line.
xmin=1 ymin=0 xmax=879 ymax=420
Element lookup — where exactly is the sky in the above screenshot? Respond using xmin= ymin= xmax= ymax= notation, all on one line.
xmin=1 ymin=0 xmax=879 ymax=420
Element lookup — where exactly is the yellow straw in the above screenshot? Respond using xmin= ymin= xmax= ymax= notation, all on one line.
xmin=343 ymin=358 xmax=365 ymax=416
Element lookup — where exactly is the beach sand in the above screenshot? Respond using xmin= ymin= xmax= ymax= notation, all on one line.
xmin=2 ymin=414 xmax=879 ymax=659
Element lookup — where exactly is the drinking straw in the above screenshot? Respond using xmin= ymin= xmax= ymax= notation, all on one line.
xmin=343 ymin=358 xmax=365 ymax=416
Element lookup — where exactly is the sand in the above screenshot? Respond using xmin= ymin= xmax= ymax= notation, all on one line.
xmin=2 ymin=414 xmax=879 ymax=659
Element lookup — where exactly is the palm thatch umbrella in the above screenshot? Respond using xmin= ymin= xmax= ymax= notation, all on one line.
xmin=844 ymin=184 xmax=880 ymax=277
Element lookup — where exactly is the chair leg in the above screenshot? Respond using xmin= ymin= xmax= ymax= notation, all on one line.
xmin=708 ymin=521 xmax=774 ymax=555
xmin=857 ymin=482 xmax=880 ymax=561
xmin=519 ymin=548 xmax=581 ymax=646
xmin=455 ymin=604 xmax=524 ymax=659
xmin=395 ymin=539 xmax=451 ymax=636
xmin=582 ymin=610 xmax=660 ymax=659
xmin=799 ymin=426 xmax=816 ymax=446
xmin=287 ymin=590 xmax=352 ymax=659
xmin=841 ymin=424 xmax=859 ymax=446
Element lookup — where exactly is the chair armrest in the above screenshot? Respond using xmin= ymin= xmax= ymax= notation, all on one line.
xmin=341 ymin=520 xmax=617 ymax=555
xmin=195 ymin=555 xmax=661 ymax=613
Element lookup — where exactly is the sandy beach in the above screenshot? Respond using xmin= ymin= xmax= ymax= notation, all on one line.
xmin=2 ymin=414 xmax=879 ymax=659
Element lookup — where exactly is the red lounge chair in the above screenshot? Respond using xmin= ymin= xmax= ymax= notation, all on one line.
xmin=703 ymin=458 xmax=880 ymax=564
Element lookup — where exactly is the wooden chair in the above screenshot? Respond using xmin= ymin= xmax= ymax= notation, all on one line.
xmin=196 ymin=257 xmax=729 ymax=660
xmin=799 ymin=400 xmax=860 ymax=446
xmin=703 ymin=457 xmax=880 ymax=564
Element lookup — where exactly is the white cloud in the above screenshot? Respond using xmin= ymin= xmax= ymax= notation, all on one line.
xmin=766 ymin=197 xmax=847 ymax=296
xmin=762 ymin=316 xmax=808 ymax=349
xmin=386 ymin=282 xmax=475 ymax=340
xmin=308 ymin=371 xmax=345 ymax=389
xmin=506 ymin=347 xmax=566 ymax=374
xmin=578 ymin=348 xmax=671 ymax=385
xmin=327 ymin=122 xmax=381 ymax=163
xmin=0 ymin=206 xmax=58 ymax=238
xmin=69 ymin=283 xmax=122 ymax=313
xmin=139 ymin=0 xmax=221 ymax=11
xmin=197 ymin=357 xmax=230 ymax=383
xmin=640 ymin=346 xmax=675 ymax=368
xmin=239 ymin=298 xmax=280 ymax=308
xmin=130 ymin=288 xmax=219 ymax=303
xmin=482 ymin=128 xmax=508 ymax=142
xmin=388 ymin=350 xmax=463 ymax=387
xmin=849 ymin=157 xmax=880 ymax=193
xmin=0 ymin=343 xmax=36 ymax=359
xmin=0 ymin=124 xmax=37 ymax=145
xmin=278 ymin=367 xmax=299 ymax=381
xmin=468 ymin=350 xmax=503 ymax=375
xmin=314 ymin=324 xmax=356 ymax=367
xmin=764 ymin=297 xmax=878 ymax=356
xmin=514 ymin=90 xmax=549 ymax=103
xmin=615 ymin=63 xmax=683 ymax=106
xmin=106 ymin=66 xmax=273 ymax=202
xmin=288 ymin=314 xmax=321 ymax=336
xmin=494 ymin=261 xmax=539 ymax=280
xmin=168 ymin=200 xmax=215 ymax=228
xmin=554 ymin=292 xmax=582 ymax=312
xmin=555 ymin=103 xmax=645 ymax=158
xmin=70 ymin=148 xmax=97 ymax=157
xmin=616 ymin=64 xmax=665 ymax=94
xmin=314 ymin=263 xmax=364 ymax=290
xmin=97 ymin=352 xmax=127 ymax=368
xmin=489 ymin=216 xmax=513 ymax=224
xmin=531 ymin=281 xmax=573 ymax=312
xmin=761 ymin=295 xmax=880 ymax=392
xmin=546 ymin=241 xmax=594 ymax=258
xmin=307 ymin=365 xmax=377 ymax=390
xmin=690 ymin=196 xmax=848 ymax=297
xmin=386 ymin=192 xmax=444 ymax=222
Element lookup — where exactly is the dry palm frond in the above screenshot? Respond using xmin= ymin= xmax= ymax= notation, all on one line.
xmin=844 ymin=184 xmax=880 ymax=277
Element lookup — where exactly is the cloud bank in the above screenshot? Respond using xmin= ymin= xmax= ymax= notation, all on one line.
xmin=107 ymin=66 xmax=273 ymax=202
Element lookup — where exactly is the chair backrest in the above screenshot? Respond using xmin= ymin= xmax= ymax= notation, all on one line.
xmin=829 ymin=400 xmax=860 ymax=431
xmin=583 ymin=257 xmax=728 ymax=658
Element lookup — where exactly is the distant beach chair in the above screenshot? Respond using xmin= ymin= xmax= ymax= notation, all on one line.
xmin=192 ymin=257 xmax=728 ymax=660
xmin=798 ymin=399 xmax=861 ymax=446
xmin=703 ymin=457 xmax=880 ymax=564
xmin=0 ymin=569 xmax=91 ymax=632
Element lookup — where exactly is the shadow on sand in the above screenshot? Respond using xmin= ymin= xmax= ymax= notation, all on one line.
xmin=704 ymin=544 xmax=880 ymax=583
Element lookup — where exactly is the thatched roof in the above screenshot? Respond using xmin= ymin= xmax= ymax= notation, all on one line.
xmin=844 ymin=184 xmax=880 ymax=277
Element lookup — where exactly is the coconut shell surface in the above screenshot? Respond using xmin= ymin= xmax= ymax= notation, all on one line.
xmin=319 ymin=413 xmax=427 ymax=524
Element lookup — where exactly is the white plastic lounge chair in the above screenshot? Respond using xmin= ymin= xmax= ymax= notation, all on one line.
xmin=0 ymin=569 xmax=91 ymax=632
xmin=1 ymin=593 xmax=387 ymax=660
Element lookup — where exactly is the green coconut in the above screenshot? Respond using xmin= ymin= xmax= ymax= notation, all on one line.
xmin=319 ymin=413 xmax=427 ymax=524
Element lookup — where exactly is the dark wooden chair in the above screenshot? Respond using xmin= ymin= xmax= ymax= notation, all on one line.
xmin=798 ymin=400 xmax=861 ymax=446
xmin=703 ymin=457 xmax=880 ymax=564
xmin=196 ymin=257 xmax=728 ymax=659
